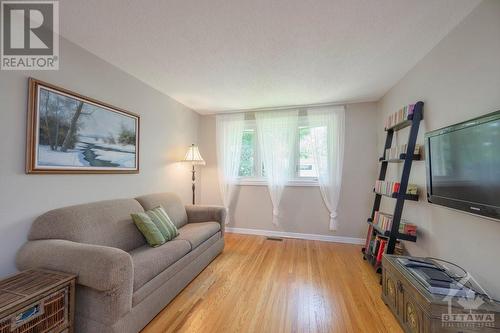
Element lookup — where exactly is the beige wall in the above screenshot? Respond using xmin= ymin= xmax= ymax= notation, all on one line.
xmin=378 ymin=0 xmax=500 ymax=298
xmin=0 ymin=38 xmax=199 ymax=276
xmin=198 ymin=102 xmax=378 ymax=239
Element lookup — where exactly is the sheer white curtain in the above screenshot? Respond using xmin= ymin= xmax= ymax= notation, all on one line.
xmin=255 ymin=110 xmax=299 ymax=225
xmin=308 ymin=106 xmax=345 ymax=230
xmin=216 ymin=113 xmax=245 ymax=224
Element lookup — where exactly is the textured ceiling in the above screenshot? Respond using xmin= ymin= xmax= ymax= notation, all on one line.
xmin=59 ymin=0 xmax=480 ymax=113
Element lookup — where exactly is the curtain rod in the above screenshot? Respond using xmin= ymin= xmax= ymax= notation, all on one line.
xmin=203 ymin=100 xmax=358 ymax=115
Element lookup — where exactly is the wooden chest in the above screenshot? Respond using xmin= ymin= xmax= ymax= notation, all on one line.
xmin=382 ymin=255 xmax=500 ymax=333
xmin=0 ymin=270 xmax=76 ymax=333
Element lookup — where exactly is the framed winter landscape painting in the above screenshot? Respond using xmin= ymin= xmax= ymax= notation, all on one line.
xmin=26 ymin=79 xmax=140 ymax=174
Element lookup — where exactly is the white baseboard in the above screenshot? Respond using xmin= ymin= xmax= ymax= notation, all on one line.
xmin=225 ymin=227 xmax=364 ymax=245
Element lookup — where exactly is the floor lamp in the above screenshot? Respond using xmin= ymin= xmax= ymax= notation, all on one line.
xmin=181 ymin=144 xmax=206 ymax=204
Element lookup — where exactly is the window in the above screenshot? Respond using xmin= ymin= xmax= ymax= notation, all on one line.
xmin=238 ymin=125 xmax=265 ymax=178
xmin=298 ymin=126 xmax=317 ymax=178
xmin=238 ymin=129 xmax=256 ymax=177
xmin=238 ymin=121 xmax=324 ymax=185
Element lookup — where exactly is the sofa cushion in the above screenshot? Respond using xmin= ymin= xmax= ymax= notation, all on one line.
xmin=132 ymin=232 xmax=222 ymax=306
xmin=136 ymin=193 xmax=188 ymax=228
xmin=176 ymin=222 xmax=221 ymax=249
xmin=130 ymin=239 xmax=191 ymax=291
xmin=28 ymin=199 xmax=146 ymax=252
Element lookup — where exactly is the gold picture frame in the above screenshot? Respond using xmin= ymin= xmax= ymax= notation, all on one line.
xmin=26 ymin=78 xmax=140 ymax=174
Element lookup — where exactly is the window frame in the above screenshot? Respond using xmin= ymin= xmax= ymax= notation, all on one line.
xmin=236 ymin=118 xmax=319 ymax=187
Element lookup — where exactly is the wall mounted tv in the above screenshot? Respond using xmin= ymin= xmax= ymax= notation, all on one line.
xmin=426 ymin=110 xmax=500 ymax=220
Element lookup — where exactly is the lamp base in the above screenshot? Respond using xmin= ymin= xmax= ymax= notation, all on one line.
xmin=191 ymin=164 xmax=196 ymax=205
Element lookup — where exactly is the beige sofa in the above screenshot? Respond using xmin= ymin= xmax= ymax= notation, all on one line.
xmin=16 ymin=193 xmax=225 ymax=333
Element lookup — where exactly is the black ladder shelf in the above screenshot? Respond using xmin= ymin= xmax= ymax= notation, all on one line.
xmin=362 ymin=101 xmax=424 ymax=273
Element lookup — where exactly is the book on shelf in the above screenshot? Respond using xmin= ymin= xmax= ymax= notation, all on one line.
xmin=385 ymin=144 xmax=421 ymax=160
xmin=372 ymin=210 xmax=417 ymax=236
xmin=366 ymin=232 xmax=404 ymax=261
xmin=394 ymin=241 xmax=404 ymax=255
xmin=385 ymin=104 xmax=415 ymax=129
xmin=370 ymin=236 xmax=384 ymax=256
xmin=401 ymin=223 xmax=417 ymax=236
xmin=374 ymin=180 xmax=418 ymax=196
xmin=370 ymin=236 xmax=388 ymax=265
xmin=372 ymin=236 xmax=381 ymax=256
xmin=376 ymin=239 xmax=387 ymax=263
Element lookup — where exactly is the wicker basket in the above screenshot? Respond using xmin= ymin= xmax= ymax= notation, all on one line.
xmin=0 ymin=288 xmax=68 ymax=333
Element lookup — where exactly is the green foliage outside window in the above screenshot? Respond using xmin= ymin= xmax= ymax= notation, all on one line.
xmin=239 ymin=130 xmax=255 ymax=176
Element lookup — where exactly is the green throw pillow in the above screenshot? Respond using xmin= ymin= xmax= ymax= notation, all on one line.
xmin=146 ymin=206 xmax=179 ymax=240
xmin=132 ymin=212 xmax=165 ymax=247
xmin=131 ymin=206 xmax=179 ymax=247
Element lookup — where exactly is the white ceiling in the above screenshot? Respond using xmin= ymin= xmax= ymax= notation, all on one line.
xmin=60 ymin=0 xmax=480 ymax=114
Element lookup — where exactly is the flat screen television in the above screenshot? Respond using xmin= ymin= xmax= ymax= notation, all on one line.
xmin=425 ymin=110 xmax=500 ymax=220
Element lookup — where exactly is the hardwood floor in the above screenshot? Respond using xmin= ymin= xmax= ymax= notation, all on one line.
xmin=142 ymin=233 xmax=403 ymax=333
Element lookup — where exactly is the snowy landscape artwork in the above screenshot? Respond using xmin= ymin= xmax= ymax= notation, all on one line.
xmin=27 ymin=79 xmax=139 ymax=173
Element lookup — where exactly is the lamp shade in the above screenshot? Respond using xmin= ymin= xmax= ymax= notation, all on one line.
xmin=182 ymin=144 xmax=206 ymax=165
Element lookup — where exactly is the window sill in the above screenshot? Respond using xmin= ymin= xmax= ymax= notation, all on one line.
xmin=236 ymin=178 xmax=319 ymax=187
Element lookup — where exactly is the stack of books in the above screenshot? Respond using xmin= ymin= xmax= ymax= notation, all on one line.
xmin=372 ymin=211 xmax=417 ymax=236
xmin=374 ymin=180 xmax=418 ymax=196
xmin=385 ymin=104 xmax=415 ymax=129
xmin=368 ymin=237 xmax=405 ymax=264
xmin=385 ymin=144 xmax=421 ymax=160
xmin=394 ymin=241 xmax=404 ymax=255
xmin=401 ymin=223 xmax=417 ymax=236
xmin=369 ymin=236 xmax=387 ymax=264
xmin=373 ymin=211 xmax=394 ymax=231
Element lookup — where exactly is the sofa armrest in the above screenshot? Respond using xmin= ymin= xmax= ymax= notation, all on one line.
xmin=16 ymin=239 xmax=133 ymax=292
xmin=185 ymin=205 xmax=226 ymax=233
